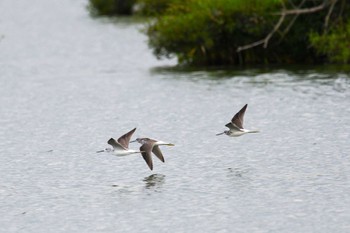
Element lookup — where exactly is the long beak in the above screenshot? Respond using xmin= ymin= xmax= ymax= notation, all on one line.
xmin=216 ymin=132 xmax=225 ymax=136
xmin=96 ymin=150 xmax=105 ymax=153
xmin=130 ymin=140 xmax=137 ymax=143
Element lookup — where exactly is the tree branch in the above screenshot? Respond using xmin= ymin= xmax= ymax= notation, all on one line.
xmin=237 ymin=2 xmax=286 ymax=52
xmin=278 ymin=0 xmax=306 ymax=42
xmin=278 ymin=2 xmax=327 ymax=15
xmin=324 ymin=0 xmax=338 ymax=30
xmin=236 ymin=0 xmax=331 ymax=53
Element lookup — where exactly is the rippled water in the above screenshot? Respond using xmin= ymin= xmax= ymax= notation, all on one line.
xmin=1 ymin=1 xmax=350 ymax=232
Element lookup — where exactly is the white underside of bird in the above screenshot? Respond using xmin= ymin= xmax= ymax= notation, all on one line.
xmin=225 ymin=128 xmax=259 ymax=137
xmin=153 ymin=141 xmax=175 ymax=146
xmin=96 ymin=147 xmax=142 ymax=156
xmin=113 ymin=148 xmax=142 ymax=156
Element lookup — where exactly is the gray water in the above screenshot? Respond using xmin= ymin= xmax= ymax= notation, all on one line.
xmin=1 ymin=1 xmax=350 ymax=232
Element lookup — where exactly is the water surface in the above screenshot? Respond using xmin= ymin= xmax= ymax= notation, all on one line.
xmin=1 ymin=1 xmax=350 ymax=232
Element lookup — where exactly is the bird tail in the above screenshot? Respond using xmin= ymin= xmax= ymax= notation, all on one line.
xmin=248 ymin=130 xmax=260 ymax=134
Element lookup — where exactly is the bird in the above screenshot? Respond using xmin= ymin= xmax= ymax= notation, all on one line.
xmin=96 ymin=128 xmax=142 ymax=156
xmin=216 ymin=104 xmax=259 ymax=137
xmin=130 ymin=138 xmax=175 ymax=170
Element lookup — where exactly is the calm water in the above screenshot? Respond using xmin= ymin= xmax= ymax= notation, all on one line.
xmin=1 ymin=1 xmax=350 ymax=233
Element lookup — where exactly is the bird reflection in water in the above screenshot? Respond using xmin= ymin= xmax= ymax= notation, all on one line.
xmin=226 ymin=167 xmax=252 ymax=189
xmin=143 ymin=174 xmax=165 ymax=191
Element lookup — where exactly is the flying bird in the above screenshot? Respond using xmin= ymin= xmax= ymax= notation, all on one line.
xmin=96 ymin=128 xmax=142 ymax=155
xmin=131 ymin=138 xmax=175 ymax=170
xmin=216 ymin=104 xmax=259 ymax=137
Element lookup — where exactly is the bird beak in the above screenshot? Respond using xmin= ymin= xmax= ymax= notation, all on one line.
xmin=96 ymin=150 xmax=105 ymax=153
xmin=130 ymin=140 xmax=137 ymax=143
xmin=216 ymin=132 xmax=225 ymax=136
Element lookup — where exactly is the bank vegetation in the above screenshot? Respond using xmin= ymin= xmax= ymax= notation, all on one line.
xmin=88 ymin=0 xmax=350 ymax=66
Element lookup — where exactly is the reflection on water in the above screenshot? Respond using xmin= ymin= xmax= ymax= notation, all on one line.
xmin=227 ymin=167 xmax=249 ymax=178
xmin=152 ymin=64 xmax=350 ymax=75
xmin=108 ymin=174 xmax=166 ymax=196
xmin=143 ymin=174 xmax=165 ymax=191
xmin=110 ymin=184 xmax=142 ymax=196
xmin=226 ymin=167 xmax=252 ymax=189
xmin=333 ymin=75 xmax=349 ymax=93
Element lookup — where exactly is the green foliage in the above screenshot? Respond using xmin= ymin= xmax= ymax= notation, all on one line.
xmin=145 ymin=0 xmax=350 ymax=65
xmin=310 ymin=21 xmax=350 ymax=64
xmin=147 ymin=0 xmax=283 ymax=65
xmin=88 ymin=0 xmax=136 ymax=16
xmin=87 ymin=0 xmax=350 ymax=65
xmin=135 ymin=0 xmax=176 ymax=16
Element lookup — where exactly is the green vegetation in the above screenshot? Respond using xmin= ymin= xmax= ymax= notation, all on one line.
xmin=135 ymin=0 xmax=175 ymax=16
xmin=146 ymin=0 xmax=349 ymax=65
xmin=310 ymin=21 xmax=350 ymax=64
xmin=146 ymin=0 xmax=283 ymax=65
xmin=88 ymin=0 xmax=350 ymax=66
xmin=88 ymin=0 xmax=136 ymax=16
xmin=88 ymin=0 xmax=173 ymax=16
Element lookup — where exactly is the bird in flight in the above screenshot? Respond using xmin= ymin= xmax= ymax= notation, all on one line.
xmin=216 ymin=104 xmax=259 ymax=137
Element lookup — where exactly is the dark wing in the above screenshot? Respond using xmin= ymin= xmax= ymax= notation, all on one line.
xmin=140 ymin=143 xmax=153 ymax=170
xmin=152 ymin=145 xmax=165 ymax=163
xmin=117 ymin=128 xmax=136 ymax=149
xmin=107 ymin=138 xmax=125 ymax=150
xmin=230 ymin=104 xmax=247 ymax=129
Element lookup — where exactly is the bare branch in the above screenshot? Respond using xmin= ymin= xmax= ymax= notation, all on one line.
xmin=279 ymin=0 xmax=306 ymax=41
xmin=236 ymin=39 xmax=266 ymax=52
xmin=324 ymin=0 xmax=338 ymax=29
xmin=236 ymin=0 xmax=331 ymax=53
xmin=237 ymin=2 xmax=286 ymax=52
xmin=279 ymin=2 xmax=327 ymax=15
xmin=263 ymin=12 xmax=286 ymax=48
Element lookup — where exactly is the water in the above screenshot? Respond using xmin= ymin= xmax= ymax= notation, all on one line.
xmin=1 ymin=1 xmax=350 ymax=232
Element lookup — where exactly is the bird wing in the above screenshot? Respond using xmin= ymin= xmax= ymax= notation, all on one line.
xmin=230 ymin=104 xmax=247 ymax=129
xmin=140 ymin=143 xmax=153 ymax=170
xmin=152 ymin=145 xmax=165 ymax=163
xmin=225 ymin=122 xmax=242 ymax=131
xmin=117 ymin=128 xmax=136 ymax=149
xmin=107 ymin=138 xmax=126 ymax=150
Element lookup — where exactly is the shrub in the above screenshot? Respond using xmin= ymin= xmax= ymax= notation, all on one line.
xmin=145 ymin=0 xmax=350 ymax=65
xmin=310 ymin=21 xmax=350 ymax=64
xmin=135 ymin=0 xmax=176 ymax=16
xmin=147 ymin=0 xmax=283 ymax=65
xmin=88 ymin=0 xmax=136 ymax=16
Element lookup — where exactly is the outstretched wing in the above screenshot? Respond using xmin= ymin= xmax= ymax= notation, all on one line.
xmin=152 ymin=146 xmax=165 ymax=163
xmin=140 ymin=143 xmax=153 ymax=170
xmin=108 ymin=138 xmax=125 ymax=150
xmin=117 ymin=128 xmax=136 ymax=149
xmin=230 ymin=104 xmax=247 ymax=129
